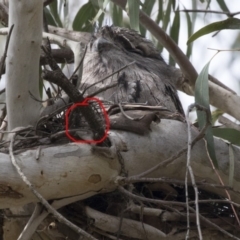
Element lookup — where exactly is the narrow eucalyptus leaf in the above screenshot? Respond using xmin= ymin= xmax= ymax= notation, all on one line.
xmin=228 ymin=144 xmax=235 ymax=187
xmin=195 ymin=60 xmax=218 ymax=168
xmin=110 ymin=2 xmax=123 ymax=26
xmin=162 ymin=0 xmax=172 ymax=31
xmin=206 ymin=0 xmax=211 ymax=10
xmin=211 ymin=109 xmax=224 ymax=125
xmin=72 ymin=2 xmax=96 ymax=32
xmin=187 ymin=18 xmax=240 ymax=44
xmin=91 ymin=0 xmax=110 ymax=25
xmin=156 ymin=0 xmax=164 ymax=51
xmin=205 ymin=128 xmax=218 ymax=168
xmin=98 ymin=0 xmax=103 ymax=9
xmin=140 ymin=0 xmax=155 ymax=36
xmin=44 ymin=7 xmax=57 ymax=27
xmin=39 ymin=66 xmax=43 ymax=99
xmin=185 ymin=10 xmax=192 ymax=58
xmin=63 ymin=0 xmax=69 ymax=28
xmin=172 ymin=0 xmax=176 ymax=10
xmin=169 ymin=7 xmax=180 ymax=66
xmin=213 ymin=128 xmax=240 ymax=146
xmin=216 ymin=0 xmax=229 ymax=12
xmin=156 ymin=0 xmax=163 ymax=23
xmin=127 ymin=0 xmax=140 ymax=32
xmin=98 ymin=7 xmax=105 ymax=28
xmin=195 ymin=62 xmax=210 ymax=110
xmin=143 ymin=0 xmax=155 ymax=15
xmin=170 ymin=7 xmax=180 ymax=44
xmin=49 ymin=1 xmax=63 ymax=27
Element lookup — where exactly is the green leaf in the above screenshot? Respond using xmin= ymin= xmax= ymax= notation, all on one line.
xmin=216 ymin=0 xmax=229 ymax=12
xmin=213 ymin=128 xmax=240 ymax=146
xmin=143 ymin=0 xmax=155 ymax=16
xmin=72 ymin=2 xmax=97 ymax=32
xmin=49 ymin=1 xmax=63 ymax=27
xmin=211 ymin=109 xmax=224 ymax=125
xmin=187 ymin=18 xmax=240 ymax=44
xmin=206 ymin=0 xmax=211 ymax=10
xmin=39 ymin=66 xmax=43 ymax=99
xmin=195 ymin=61 xmax=211 ymax=128
xmin=185 ymin=10 xmax=192 ymax=58
xmin=228 ymin=144 xmax=234 ymax=187
xmin=127 ymin=0 xmax=140 ymax=32
xmin=159 ymin=0 xmax=173 ymax=52
xmin=62 ymin=0 xmax=69 ymax=28
xmin=91 ymin=0 xmax=110 ymax=25
xmin=155 ymin=0 xmax=164 ymax=50
xmin=110 ymin=2 xmax=123 ymax=26
xmin=162 ymin=0 xmax=172 ymax=31
xmin=44 ymin=7 xmax=57 ymax=27
xmin=172 ymin=0 xmax=176 ymax=10
xmin=98 ymin=0 xmax=103 ymax=9
xmin=186 ymin=1 xmax=197 ymax=58
xmin=170 ymin=7 xmax=180 ymax=43
xmin=169 ymin=7 xmax=180 ymax=66
xmin=140 ymin=0 xmax=155 ymax=36
xmin=195 ymin=60 xmax=218 ymax=168
xmin=156 ymin=0 xmax=163 ymax=23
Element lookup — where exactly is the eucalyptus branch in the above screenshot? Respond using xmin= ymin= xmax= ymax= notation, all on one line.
xmin=179 ymin=9 xmax=240 ymax=18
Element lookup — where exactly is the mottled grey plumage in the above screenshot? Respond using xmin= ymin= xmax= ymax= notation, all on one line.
xmin=81 ymin=26 xmax=184 ymax=115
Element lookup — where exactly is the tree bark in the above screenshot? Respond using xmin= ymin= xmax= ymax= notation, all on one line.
xmin=6 ymin=0 xmax=42 ymax=130
xmin=0 ymin=119 xmax=240 ymax=209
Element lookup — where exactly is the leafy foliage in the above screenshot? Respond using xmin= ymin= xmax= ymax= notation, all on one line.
xmin=195 ymin=59 xmax=218 ymax=167
xmin=49 ymin=1 xmax=63 ymax=27
xmin=72 ymin=1 xmax=97 ymax=31
xmin=188 ymin=18 xmax=240 ymax=44
xmin=44 ymin=7 xmax=58 ymax=27
xmin=213 ymin=128 xmax=240 ymax=146
xmin=127 ymin=0 xmax=140 ymax=32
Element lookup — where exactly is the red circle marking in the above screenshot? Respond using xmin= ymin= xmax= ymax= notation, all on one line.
xmin=65 ymin=97 xmax=109 ymax=143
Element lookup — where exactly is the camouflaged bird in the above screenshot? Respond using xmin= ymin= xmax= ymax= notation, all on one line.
xmin=81 ymin=26 xmax=184 ymax=115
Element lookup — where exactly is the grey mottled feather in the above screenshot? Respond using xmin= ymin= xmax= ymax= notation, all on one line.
xmin=81 ymin=26 xmax=184 ymax=115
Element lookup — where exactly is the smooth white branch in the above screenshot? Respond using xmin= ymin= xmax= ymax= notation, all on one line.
xmin=0 ymin=120 xmax=240 ymax=209
xmin=5 ymin=0 xmax=42 ymax=130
